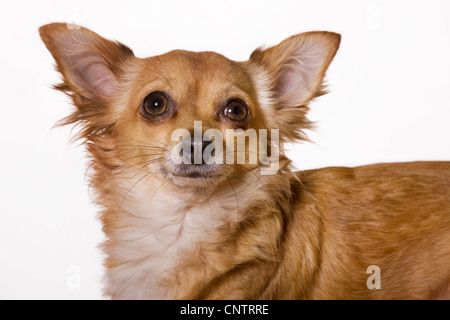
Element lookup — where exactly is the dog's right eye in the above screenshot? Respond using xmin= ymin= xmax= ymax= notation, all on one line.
xmin=223 ymin=99 xmax=248 ymax=122
xmin=142 ymin=91 xmax=168 ymax=117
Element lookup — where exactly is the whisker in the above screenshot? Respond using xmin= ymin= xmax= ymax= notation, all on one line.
xmin=100 ymin=151 xmax=164 ymax=162
xmin=152 ymin=172 xmax=171 ymax=197
xmin=114 ymin=152 xmax=165 ymax=165
xmin=203 ymin=186 xmax=214 ymax=225
xmin=115 ymin=144 xmax=169 ymax=151
xmin=226 ymin=176 xmax=240 ymax=222
xmin=115 ymin=169 xmax=155 ymax=226
xmin=133 ymin=135 xmax=170 ymax=149
xmin=103 ymin=157 xmax=165 ymax=188
xmin=227 ymin=170 xmax=262 ymax=190
xmin=233 ymin=164 xmax=263 ymax=184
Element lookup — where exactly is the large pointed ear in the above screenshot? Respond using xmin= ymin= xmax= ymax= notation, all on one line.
xmin=39 ymin=23 xmax=134 ymax=102
xmin=248 ymin=31 xmax=340 ymax=141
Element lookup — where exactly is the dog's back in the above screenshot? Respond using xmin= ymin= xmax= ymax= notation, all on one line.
xmin=265 ymin=161 xmax=450 ymax=299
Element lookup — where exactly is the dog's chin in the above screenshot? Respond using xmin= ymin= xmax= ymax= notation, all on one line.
xmin=160 ymin=164 xmax=223 ymax=188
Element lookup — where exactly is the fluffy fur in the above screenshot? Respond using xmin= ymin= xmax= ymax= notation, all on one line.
xmin=40 ymin=23 xmax=450 ymax=299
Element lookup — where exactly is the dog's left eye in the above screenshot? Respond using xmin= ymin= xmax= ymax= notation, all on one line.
xmin=142 ymin=91 xmax=168 ymax=116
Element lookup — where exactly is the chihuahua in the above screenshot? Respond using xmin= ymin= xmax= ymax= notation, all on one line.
xmin=40 ymin=23 xmax=450 ymax=299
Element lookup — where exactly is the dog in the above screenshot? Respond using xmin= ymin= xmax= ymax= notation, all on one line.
xmin=40 ymin=23 xmax=450 ymax=299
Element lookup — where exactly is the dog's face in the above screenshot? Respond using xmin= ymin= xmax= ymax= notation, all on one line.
xmin=115 ymin=50 xmax=269 ymax=188
xmin=40 ymin=23 xmax=340 ymax=191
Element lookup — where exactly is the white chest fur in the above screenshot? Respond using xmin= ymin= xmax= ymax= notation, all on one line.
xmin=103 ymin=173 xmax=253 ymax=299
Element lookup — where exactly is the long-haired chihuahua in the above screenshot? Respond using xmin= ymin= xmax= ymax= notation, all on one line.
xmin=40 ymin=23 xmax=449 ymax=299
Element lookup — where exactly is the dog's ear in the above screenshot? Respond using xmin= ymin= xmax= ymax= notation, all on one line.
xmin=249 ymin=31 xmax=340 ymax=141
xmin=39 ymin=23 xmax=134 ymax=102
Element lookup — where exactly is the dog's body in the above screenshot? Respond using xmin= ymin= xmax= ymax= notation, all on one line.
xmin=40 ymin=23 xmax=450 ymax=299
xmin=106 ymin=161 xmax=450 ymax=300
xmin=283 ymin=162 xmax=450 ymax=299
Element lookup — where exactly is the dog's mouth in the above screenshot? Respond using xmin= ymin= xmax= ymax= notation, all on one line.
xmin=160 ymin=163 xmax=222 ymax=182
xmin=160 ymin=135 xmax=226 ymax=186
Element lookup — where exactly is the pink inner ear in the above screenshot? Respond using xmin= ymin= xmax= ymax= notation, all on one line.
xmin=80 ymin=62 xmax=116 ymax=97
xmin=271 ymin=41 xmax=331 ymax=107
xmin=275 ymin=67 xmax=306 ymax=103
xmin=57 ymin=31 xmax=119 ymax=98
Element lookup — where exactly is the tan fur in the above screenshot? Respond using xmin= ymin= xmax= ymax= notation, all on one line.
xmin=39 ymin=23 xmax=450 ymax=299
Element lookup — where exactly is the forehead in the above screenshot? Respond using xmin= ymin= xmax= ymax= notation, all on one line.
xmin=132 ymin=50 xmax=256 ymax=108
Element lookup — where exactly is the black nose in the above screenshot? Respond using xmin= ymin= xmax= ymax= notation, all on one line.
xmin=179 ymin=136 xmax=215 ymax=164
xmin=190 ymin=136 xmax=214 ymax=164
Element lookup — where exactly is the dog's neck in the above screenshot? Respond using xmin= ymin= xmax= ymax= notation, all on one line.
xmin=100 ymin=167 xmax=278 ymax=299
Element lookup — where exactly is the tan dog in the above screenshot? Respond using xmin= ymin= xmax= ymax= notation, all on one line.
xmin=40 ymin=23 xmax=450 ymax=299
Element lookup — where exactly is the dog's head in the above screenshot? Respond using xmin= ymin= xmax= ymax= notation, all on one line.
xmin=40 ymin=23 xmax=340 ymax=191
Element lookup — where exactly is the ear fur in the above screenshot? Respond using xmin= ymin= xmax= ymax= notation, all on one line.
xmin=39 ymin=23 xmax=134 ymax=100
xmin=249 ymin=31 xmax=340 ymax=141
xmin=39 ymin=23 xmax=135 ymax=139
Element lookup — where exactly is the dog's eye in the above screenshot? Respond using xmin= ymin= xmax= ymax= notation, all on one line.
xmin=142 ymin=91 xmax=168 ymax=116
xmin=223 ymin=100 xmax=248 ymax=121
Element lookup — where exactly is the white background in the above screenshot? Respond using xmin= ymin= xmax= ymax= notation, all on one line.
xmin=0 ymin=0 xmax=449 ymax=299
